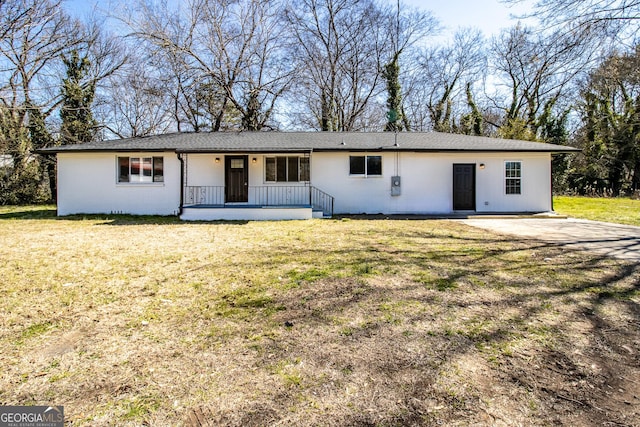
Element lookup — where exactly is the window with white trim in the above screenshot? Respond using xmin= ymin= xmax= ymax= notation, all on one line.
xmin=265 ymin=156 xmax=310 ymax=182
xmin=118 ymin=156 xmax=164 ymax=183
xmin=505 ymin=161 xmax=521 ymax=194
xmin=349 ymin=155 xmax=382 ymax=176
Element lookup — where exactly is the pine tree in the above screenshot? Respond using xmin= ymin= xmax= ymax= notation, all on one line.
xmin=60 ymin=50 xmax=96 ymax=144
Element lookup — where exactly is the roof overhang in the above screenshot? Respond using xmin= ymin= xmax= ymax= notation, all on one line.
xmin=33 ymin=131 xmax=582 ymax=155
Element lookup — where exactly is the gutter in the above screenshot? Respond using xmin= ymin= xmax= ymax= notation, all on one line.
xmin=35 ymin=145 xmax=581 ymax=155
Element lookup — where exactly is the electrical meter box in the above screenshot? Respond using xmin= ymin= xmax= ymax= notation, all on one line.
xmin=391 ymin=176 xmax=401 ymax=196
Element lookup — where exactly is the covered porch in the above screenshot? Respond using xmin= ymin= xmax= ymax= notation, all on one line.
xmin=179 ymin=152 xmax=334 ymax=221
xmin=180 ymin=185 xmax=334 ymax=220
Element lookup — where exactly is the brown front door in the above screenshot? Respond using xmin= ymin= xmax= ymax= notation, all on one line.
xmin=453 ymin=164 xmax=476 ymax=211
xmin=225 ymin=156 xmax=248 ymax=203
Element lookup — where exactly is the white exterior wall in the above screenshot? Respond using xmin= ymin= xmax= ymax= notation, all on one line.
xmin=57 ymin=152 xmax=181 ymax=216
xmin=311 ymin=152 xmax=552 ymax=214
xmin=472 ymin=153 xmax=552 ymax=213
xmin=57 ymin=150 xmax=553 ymax=218
xmin=184 ymin=154 xmax=225 ymax=186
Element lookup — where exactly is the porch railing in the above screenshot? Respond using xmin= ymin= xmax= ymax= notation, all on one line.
xmin=183 ymin=185 xmax=334 ymax=217
xmin=184 ymin=186 xmax=225 ymax=206
xmin=310 ymin=186 xmax=334 ymax=217
xmin=252 ymin=185 xmax=311 ymax=206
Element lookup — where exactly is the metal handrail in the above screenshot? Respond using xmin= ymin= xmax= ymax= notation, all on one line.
xmin=310 ymin=186 xmax=334 ymax=217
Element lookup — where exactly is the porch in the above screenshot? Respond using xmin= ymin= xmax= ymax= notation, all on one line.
xmin=180 ymin=185 xmax=334 ymax=221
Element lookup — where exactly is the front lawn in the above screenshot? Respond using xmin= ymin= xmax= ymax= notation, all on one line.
xmin=554 ymin=195 xmax=640 ymax=226
xmin=1 ymin=206 xmax=638 ymax=426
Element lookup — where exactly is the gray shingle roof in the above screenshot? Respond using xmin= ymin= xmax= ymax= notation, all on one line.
xmin=37 ymin=131 xmax=580 ymax=153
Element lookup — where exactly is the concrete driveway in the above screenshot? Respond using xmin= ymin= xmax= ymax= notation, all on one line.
xmin=461 ymin=217 xmax=640 ymax=262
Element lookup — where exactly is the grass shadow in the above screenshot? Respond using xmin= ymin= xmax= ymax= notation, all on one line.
xmin=0 ymin=205 xmax=252 ymax=225
xmin=0 ymin=205 xmax=57 ymax=219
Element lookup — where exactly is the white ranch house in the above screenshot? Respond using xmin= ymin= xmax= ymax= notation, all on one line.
xmin=42 ymin=132 xmax=578 ymax=220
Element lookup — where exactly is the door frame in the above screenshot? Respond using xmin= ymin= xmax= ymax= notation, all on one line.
xmin=452 ymin=163 xmax=476 ymax=211
xmin=225 ymin=155 xmax=249 ymax=203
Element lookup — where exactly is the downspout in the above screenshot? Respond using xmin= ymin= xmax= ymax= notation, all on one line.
xmin=178 ymin=152 xmax=185 ymax=216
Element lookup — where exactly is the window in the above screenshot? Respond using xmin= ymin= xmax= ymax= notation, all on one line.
xmin=350 ymin=156 xmax=365 ymax=175
xmin=230 ymin=158 xmax=244 ymax=169
xmin=349 ymin=155 xmax=382 ymax=176
xmin=505 ymin=161 xmax=521 ymax=194
xmin=265 ymin=156 xmax=309 ymax=182
xmin=118 ymin=156 xmax=164 ymax=183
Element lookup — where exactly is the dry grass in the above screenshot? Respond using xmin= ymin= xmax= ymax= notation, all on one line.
xmin=1 ymin=207 xmax=639 ymax=426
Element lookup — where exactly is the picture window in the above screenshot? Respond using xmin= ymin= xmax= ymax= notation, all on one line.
xmin=118 ymin=156 xmax=164 ymax=183
xmin=265 ymin=156 xmax=309 ymax=182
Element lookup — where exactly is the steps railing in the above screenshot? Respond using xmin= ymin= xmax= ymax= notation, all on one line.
xmin=310 ymin=186 xmax=334 ymax=217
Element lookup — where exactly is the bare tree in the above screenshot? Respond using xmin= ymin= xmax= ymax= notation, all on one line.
xmin=0 ymin=0 xmax=30 ymax=42
xmin=285 ymin=0 xmax=391 ymax=131
xmin=122 ymin=0 xmax=292 ymax=132
xmin=404 ymin=28 xmax=486 ymax=132
xmin=487 ymin=24 xmax=592 ymax=139
xmin=82 ymin=17 xmax=128 ymax=92
xmin=505 ymin=0 xmax=640 ymax=43
xmin=96 ymin=67 xmax=173 ymax=139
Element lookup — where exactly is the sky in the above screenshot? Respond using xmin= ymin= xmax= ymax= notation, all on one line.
xmin=407 ymin=0 xmax=534 ymax=39
xmin=63 ymin=0 xmax=535 ymax=38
